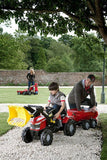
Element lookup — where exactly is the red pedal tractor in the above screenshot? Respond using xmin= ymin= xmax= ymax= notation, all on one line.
xmin=21 ymin=105 xmax=76 ymax=146
xmin=17 ymin=83 xmax=38 ymax=95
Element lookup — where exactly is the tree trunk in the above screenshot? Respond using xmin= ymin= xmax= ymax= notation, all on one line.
xmin=99 ymin=27 xmax=107 ymax=45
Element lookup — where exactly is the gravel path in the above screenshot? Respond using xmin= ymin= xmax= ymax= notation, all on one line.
xmin=0 ymin=104 xmax=107 ymax=160
xmin=0 ymin=125 xmax=102 ymax=160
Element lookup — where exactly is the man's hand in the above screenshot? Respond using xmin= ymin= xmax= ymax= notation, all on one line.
xmin=89 ymin=106 xmax=96 ymax=112
xmin=77 ymin=107 xmax=81 ymax=111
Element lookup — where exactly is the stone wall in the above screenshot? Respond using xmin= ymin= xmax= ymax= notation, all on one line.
xmin=0 ymin=70 xmax=106 ymax=86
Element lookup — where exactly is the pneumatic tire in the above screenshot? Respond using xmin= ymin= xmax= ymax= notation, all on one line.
xmin=22 ymin=127 xmax=33 ymax=143
xmin=82 ymin=120 xmax=90 ymax=130
xmin=40 ymin=129 xmax=53 ymax=146
xmin=64 ymin=120 xmax=76 ymax=136
xmin=90 ymin=119 xmax=97 ymax=128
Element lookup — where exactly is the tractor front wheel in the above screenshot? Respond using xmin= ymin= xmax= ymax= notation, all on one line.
xmin=40 ymin=129 xmax=53 ymax=146
xmin=22 ymin=127 xmax=33 ymax=143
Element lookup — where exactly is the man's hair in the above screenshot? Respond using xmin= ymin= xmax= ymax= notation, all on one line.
xmin=48 ymin=82 xmax=59 ymax=90
xmin=87 ymin=74 xmax=95 ymax=82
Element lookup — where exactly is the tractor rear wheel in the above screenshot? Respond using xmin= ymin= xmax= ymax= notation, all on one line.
xmin=22 ymin=127 xmax=33 ymax=143
xmin=64 ymin=120 xmax=76 ymax=136
xmin=40 ymin=129 xmax=53 ymax=146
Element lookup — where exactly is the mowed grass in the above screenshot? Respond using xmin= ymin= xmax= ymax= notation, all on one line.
xmin=95 ymin=88 xmax=107 ymax=104
xmin=0 ymin=88 xmax=49 ymax=104
xmin=0 ymin=87 xmax=72 ymax=104
xmin=0 ymin=87 xmax=107 ymax=104
xmin=0 ymin=112 xmax=13 ymax=136
xmin=99 ymin=113 xmax=107 ymax=160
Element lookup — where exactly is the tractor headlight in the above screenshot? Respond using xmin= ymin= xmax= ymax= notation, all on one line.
xmin=30 ymin=123 xmax=40 ymax=130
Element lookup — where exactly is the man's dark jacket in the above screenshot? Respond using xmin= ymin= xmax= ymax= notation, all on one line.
xmin=68 ymin=80 xmax=96 ymax=110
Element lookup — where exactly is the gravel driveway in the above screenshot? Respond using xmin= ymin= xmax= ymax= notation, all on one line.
xmin=0 ymin=104 xmax=107 ymax=160
xmin=0 ymin=125 xmax=102 ymax=160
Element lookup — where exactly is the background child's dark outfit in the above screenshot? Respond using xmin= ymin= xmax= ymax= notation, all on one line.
xmin=26 ymin=73 xmax=35 ymax=90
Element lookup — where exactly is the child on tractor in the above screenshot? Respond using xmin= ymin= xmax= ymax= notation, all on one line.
xmin=45 ymin=82 xmax=66 ymax=128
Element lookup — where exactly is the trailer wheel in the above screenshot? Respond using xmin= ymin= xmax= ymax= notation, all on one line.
xmin=90 ymin=119 xmax=97 ymax=128
xmin=22 ymin=127 xmax=33 ymax=143
xmin=23 ymin=91 xmax=26 ymax=95
xmin=82 ymin=120 xmax=90 ymax=130
xmin=64 ymin=120 xmax=76 ymax=136
xmin=28 ymin=91 xmax=31 ymax=95
xmin=40 ymin=129 xmax=53 ymax=146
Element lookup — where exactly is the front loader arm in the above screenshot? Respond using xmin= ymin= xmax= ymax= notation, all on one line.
xmin=7 ymin=105 xmax=55 ymax=127
xmin=26 ymin=105 xmax=52 ymax=122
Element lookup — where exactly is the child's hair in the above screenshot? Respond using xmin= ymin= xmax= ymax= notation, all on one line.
xmin=30 ymin=69 xmax=35 ymax=74
xmin=48 ymin=82 xmax=59 ymax=91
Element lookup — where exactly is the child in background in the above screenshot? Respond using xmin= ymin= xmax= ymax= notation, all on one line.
xmin=26 ymin=69 xmax=35 ymax=91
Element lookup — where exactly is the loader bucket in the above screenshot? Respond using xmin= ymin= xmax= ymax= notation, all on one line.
xmin=7 ymin=106 xmax=31 ymax=127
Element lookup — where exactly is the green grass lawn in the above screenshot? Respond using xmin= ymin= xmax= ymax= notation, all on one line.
xmin=99 ymin=113 xmax=107 ymax=160
xmin=0 ymin=112 xmax=13 ymax=136
xmin=0 ymin=88 xmax=49 ymax=104
xmin=95 ymin=88 xmax=107 ymax=104
xmin=0 ymin=87 xmax=72 ymax=104
xmin=0 ymin=87 xmax=107 ymax=104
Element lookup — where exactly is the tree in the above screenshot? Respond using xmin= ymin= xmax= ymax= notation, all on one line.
xmin=14 ymin=31 xmax=31 ymax=68
xmin=27 ymin=37 xmax=47 ymax=69
xmin=45 ymin=40 xmax=73 ymax=72
xmin=0 ymin=33 xmax=29 ymax=69
xmin=0 ymin=0 xmax=107 ymax=45
xmin=69 ymin=34 xmax=104 ymax=71
xmin=0 ymin=27 xmax=3 ymax=34
xmin=35 ymin=47 xmax=46 ymax=69
xmin=27 ymin=37 xmax=41 ymax=68
xmin=59 ymin=34 xmax=74 ymax=47
xmin=45 ymin=57 xmax=71 ymax=72
xmin=40 ymin=36 xmax=54 ymax=49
